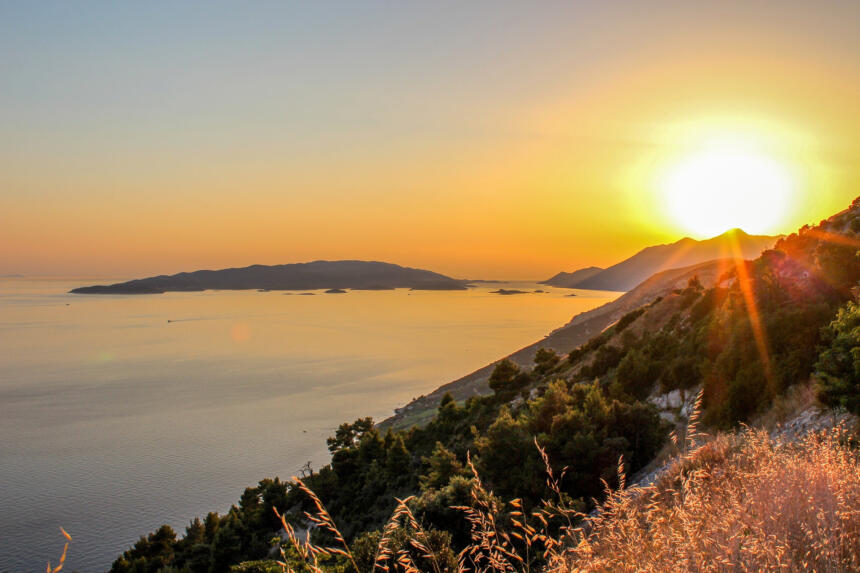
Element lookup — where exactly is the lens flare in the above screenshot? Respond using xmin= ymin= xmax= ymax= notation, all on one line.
xmin=231 ymin=323 xmax=251 ymax=343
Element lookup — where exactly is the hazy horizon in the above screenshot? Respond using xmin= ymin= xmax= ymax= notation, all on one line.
xmin=0 ymin=225 xmax=794 ymax=282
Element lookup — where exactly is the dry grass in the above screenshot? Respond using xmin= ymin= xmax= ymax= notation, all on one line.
xmin=552 ymin=427 xmax=860 ymax=572
xmin=451 ymin=447 xmax=585 ymax=572
xmin=275 ymin=399 xmax=860 ymax=572
xmin=274 ymin=478 xmax=360 ymax=572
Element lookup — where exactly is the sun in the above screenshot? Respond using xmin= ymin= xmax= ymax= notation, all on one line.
xmin=660 ymin=141 xmax=796 ymax=237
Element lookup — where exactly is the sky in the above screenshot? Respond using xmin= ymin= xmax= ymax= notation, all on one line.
xmin=1 ymin=1 xmax=859 ymax=279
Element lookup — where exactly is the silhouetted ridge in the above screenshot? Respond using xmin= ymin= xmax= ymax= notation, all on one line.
xmin=544 ymin=229 xmax=779 ymax=291
xmin=539 ymin=266 xmax=603 ymax=287
xmin=70 ymin=260 xmax=468 ymax=294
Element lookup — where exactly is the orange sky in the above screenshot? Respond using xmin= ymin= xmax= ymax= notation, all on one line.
xmin=1 ymin=2 xmax=858 ymax=279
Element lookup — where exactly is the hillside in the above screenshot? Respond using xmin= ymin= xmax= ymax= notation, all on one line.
xmin=539 ymin=266 xmax=603 ymax=288
xmin=382 ymin=258 xmax=737 ymax=429
xmin=69 ymin=260 xmax=469 ymax=294
xmin=108 ymin=198 xmax=860 ymax=573
xmin=544 ymin=229 xmax=778 ymax=291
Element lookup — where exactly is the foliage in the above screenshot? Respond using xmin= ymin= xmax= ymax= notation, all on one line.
xmin=477 ymin=381 xmax=666 ymax=503
xmin=327 ymin=418 xmax=375 ymax=453
xmin=816 ymin=301 xmax=860 ymax=413
xmin=111 ymin=480 xmax=291 ymax=573
xmin=578 ymin=344 xmax=624 ymax=380
xmin=487 ymin=359 xmax=530 ymax=395
xmin=534 ymin=348 xmax=560 ymax=375
xmin=614 ymin=307 xmax=645 ymax=333
xmin=111 ymin=525 xmax=177 ymax=573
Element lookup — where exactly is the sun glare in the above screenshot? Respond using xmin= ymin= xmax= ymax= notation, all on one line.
xmin=660 ymin=142 xmax=795 ymax=237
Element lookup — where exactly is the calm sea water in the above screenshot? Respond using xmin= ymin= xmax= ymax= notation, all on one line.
xmin=0 ymin=277 xmax=618 ymax=572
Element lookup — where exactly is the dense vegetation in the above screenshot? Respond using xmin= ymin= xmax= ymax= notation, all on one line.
xmin=112 ymin=366 xmax=668 ymax=572
xmin=111 ymin=199 xmax=860 ymax=573
xmin=815 ymin=301 xmax=860 ymax=413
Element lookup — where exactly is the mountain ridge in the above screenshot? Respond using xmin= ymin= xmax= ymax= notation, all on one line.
xmin=544 ymin=228 xmax=780 ymax=291
xmin=539 ymin=266 xmax=603 ymax=287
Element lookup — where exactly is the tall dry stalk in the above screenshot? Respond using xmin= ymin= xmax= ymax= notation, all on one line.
xmin=275 ymin=478 xmax=454 ymax=573
xmin=276 ymin=445 xmax=585 ymax=573
xmin=551 ymin=427 xmax=860 ymax=572
xmin=273 ymin=475 xmax=360 ymax=573
xmin=46 ymin=527 xmax=72 ymax=573
xmin=669 ymin=388 xmax=705 ymax=456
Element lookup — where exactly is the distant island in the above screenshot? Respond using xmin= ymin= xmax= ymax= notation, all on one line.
xmin=492 ymin=288 xmax=529 ymax=295
xmin=70 ymin=260 xmax=469 ymax=294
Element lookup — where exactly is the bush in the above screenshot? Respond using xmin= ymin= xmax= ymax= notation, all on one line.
xmin=488 ymin=359 xmax=528 ymax=393
xmin=534 ymin=347 xmax=561 ymax=374
xmin=816 ymin=301 xmax=860 ymax=413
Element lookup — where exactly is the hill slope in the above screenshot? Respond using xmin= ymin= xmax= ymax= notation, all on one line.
xmin=109 ymin=197 xmax=860 ymax=573
xmin=70 ymin=260 xmax=469 ymax=294
xmin=382 ymin=258 xmax=733 ymax=429
xmin=540 ymin=266 xmax=603 ymax=288
xmin=545 ymin=229 xmax=778 ymax=291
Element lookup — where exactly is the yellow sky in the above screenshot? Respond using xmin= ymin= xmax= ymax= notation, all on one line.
xmin=1 ymin=2 xmax=858 ymax=279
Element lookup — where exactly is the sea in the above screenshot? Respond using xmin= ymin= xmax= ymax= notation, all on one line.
xmin=0 ymin=277 xmax=619 ymax=572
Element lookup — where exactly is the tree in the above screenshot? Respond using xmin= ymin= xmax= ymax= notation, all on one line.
xmin=488 ymin=359 xmax=526 ymax=393
xmin=584 ymin=345 xmax=624 ymax=378
xmin=326 ymin=417 xmax=374 ymax=453
xmin=110 ymin=525 xmax=177 ymax=573
xmin=476 ymin=408 xmax=543 ymax=501
xmin=661 ymin=355 xmax=701 ymax=400
xmin=419 ymin=442 xmax=464 ymax=490
xmin=434 ymin=392 xmax=462 ymax=433
xmin=816 ymin=243 xmax=860 ymax=292
xmin=174 ymin=518 xmax=211 ymax=572
xmin=615 ymin=349 xmax=656 ymax=401
xmin=385 ymin=435 xmax=412 ymax=478
xmin=816 ymin=301 xmax=860 ymax=413
xmin=615 ymin=308 xmax=645 ymax=333
xmin=534 ymin=347 xmax=560 ymax=374
xmin=209 ymin=512 xmax=248 ymax=573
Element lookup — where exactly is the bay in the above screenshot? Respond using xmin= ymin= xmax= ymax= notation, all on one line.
xmin=0 ymin=277 xmax=618 ymax=572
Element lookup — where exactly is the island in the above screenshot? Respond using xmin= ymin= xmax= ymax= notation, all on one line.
xmin=70 ymin=260 xmax=470 ymax=294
